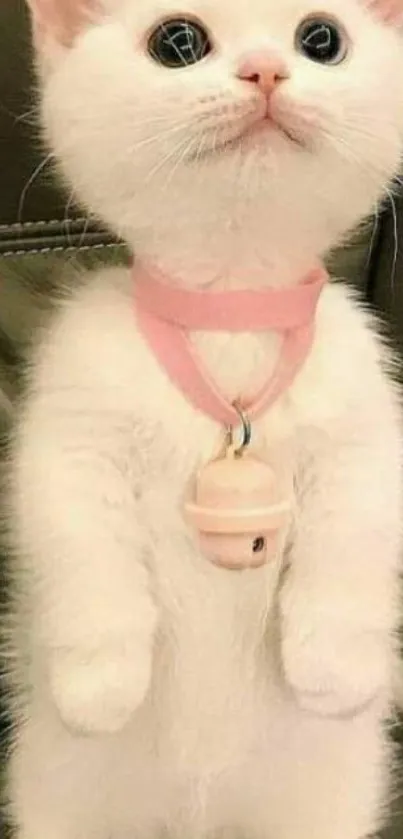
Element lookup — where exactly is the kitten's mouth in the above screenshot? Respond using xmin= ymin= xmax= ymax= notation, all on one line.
xmin=225 ymin=116 xmax=302 ymax=150
xmin=192 ymin=109 xmax=305 ymax=161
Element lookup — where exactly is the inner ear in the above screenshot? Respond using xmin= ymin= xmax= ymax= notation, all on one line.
xmin=27 ymin=0 xmax=102 ymax=45
xmin=365 ymin=0 xmax=403 ymax=25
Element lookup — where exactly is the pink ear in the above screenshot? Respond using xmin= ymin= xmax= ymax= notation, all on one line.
xmin=26 ymin=0 xmax=102 ymax=45
xmin=366 ymin=0 xmax=403 ymax=25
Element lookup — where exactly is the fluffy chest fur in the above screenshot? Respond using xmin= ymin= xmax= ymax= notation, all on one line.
xmin=17 ymin=266 xmax=389 ymax=746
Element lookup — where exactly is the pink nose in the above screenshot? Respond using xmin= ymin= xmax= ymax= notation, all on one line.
xmin=237 ymin=50 xmax=289 ymax=97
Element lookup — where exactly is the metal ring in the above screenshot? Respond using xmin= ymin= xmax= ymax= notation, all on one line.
xmin=228 ymin=403 xmax=252 ymax=456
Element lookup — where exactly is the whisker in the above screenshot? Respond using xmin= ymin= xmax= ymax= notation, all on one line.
xmin=385 ymin=186 xmax=399 ymax=294
xmin=0 ymin=102 xmax=39 ymax=128
xmin=320 ymin=128 xmax=387 ymax=186
xmin=158 ymin=134 xmax=200 ymax=197
xmin=63 ymin=189 xmax=78 ymax=247
xmin=194 ymin=130 xmax=207 ymax=164
xmin=77 ymin=211 xmax=94 ymax=250
xmin=123 ymin=120 xmax=192 ymax=160
xmin=143 ymin=134 xmax=195 ymax=186
xmin=18 ymin=152 xmax=55 ymax=224
xmin=366 ymin=203 xmax=380 ymax=270
xmin=14 ymin=106 xmax=40 ymax=127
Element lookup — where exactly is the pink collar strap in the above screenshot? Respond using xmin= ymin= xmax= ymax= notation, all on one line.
xmin=133 ymin=263 xmax=327 ymax=428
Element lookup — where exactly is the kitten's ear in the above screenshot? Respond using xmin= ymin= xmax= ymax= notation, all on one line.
xmin=26 ymin=0 xmax=102 ymax=45
xmin=365 ymin=0 xmax=403 ymax=25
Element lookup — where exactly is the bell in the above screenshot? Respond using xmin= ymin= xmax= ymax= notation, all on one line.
xmin=185 ymin=447 xmax=291 ymax=570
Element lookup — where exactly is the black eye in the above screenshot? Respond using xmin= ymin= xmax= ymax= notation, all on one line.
xmin=295 ymin=16 xmax=348 ymax=65
xmin=253 ymin=537 xmax=266 ymax=554
xmin=148 ymin=18 xmax=212 ymax=69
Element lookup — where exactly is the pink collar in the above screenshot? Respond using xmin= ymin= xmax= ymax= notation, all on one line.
xmin=133 ymin=263 xmax=326 ymax=428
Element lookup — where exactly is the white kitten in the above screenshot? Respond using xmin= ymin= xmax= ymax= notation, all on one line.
xmin=5 ymin=0 xmax=403 ymax=837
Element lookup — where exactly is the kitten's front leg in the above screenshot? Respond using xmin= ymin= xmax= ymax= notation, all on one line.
xmin=17 ymin=410 xmax=158 ymax=735
xmin=280 ymin=414 xmax=401 ymax=717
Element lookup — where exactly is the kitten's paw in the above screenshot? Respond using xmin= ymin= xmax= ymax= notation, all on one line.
xmin=281 ymin=599 xmax=388 ymax=716
xmin=282 ymin=636 xmax=384 ymax=716
xmin=50 ymin=640 xmax=152 ymax=734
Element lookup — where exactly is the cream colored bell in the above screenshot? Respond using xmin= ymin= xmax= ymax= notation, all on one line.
xmin=185 ymin=446 xmax=290 ymax=570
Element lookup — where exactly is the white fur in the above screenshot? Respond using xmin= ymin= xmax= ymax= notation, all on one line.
xmin=6 ymin=0 xmax=403 ymax=837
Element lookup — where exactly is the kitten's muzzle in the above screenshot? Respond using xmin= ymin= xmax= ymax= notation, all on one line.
xmin=236 ymin=48 xmax=290 ymax=99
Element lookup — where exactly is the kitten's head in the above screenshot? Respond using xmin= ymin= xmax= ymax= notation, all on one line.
xmin=28 ymin=0 xmax=403 ymax=268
